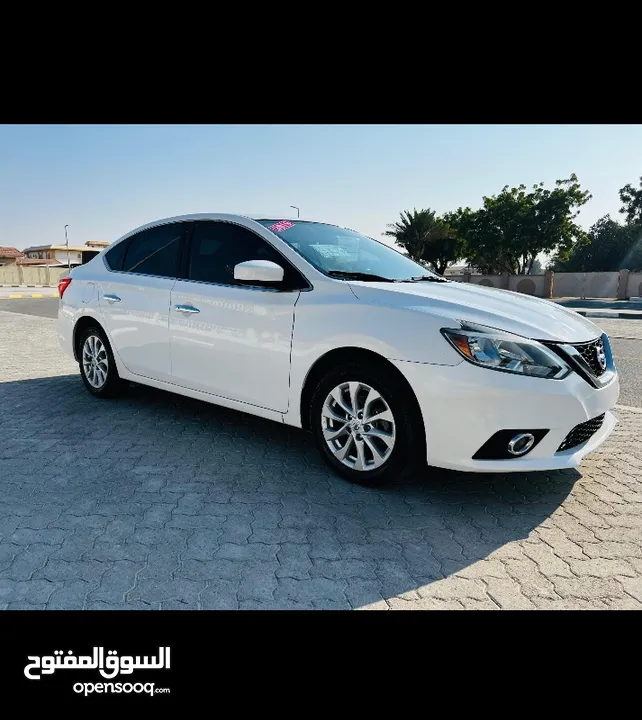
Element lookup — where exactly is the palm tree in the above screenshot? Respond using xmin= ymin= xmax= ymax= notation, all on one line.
xmin=384 ymin=209 xmax=433 ymax=262
xmin=384 ymin=208 xmax=463 ymax=275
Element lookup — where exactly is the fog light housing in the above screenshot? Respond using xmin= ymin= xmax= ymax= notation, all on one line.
xmin=507 ymin=432 xmax=535 ymax=456
xmin=472 ymin=429 xmax=549 ymax=460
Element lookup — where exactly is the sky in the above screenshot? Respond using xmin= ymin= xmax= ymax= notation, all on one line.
xmin=1 ymin=124 xmax=641 ymax=251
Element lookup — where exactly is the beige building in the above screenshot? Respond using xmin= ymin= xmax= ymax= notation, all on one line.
xmin=0 ymin=246 xmax=25 ymax=267
xmin=20 ymin=241 xmax=110 ymax=267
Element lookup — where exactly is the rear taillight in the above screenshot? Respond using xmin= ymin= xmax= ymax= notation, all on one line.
xmin=58 ymin=277 xmax=72 ymax=298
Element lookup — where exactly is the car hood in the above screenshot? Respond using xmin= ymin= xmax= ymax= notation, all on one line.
xmin=348 ymin=280 xmax=603 ymax=343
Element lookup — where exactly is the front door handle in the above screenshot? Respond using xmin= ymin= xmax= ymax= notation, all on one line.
xmin=173 ymin=304 xmax=200 ymax=314
xmin=104 ymin=294 xmax=121 ymax=303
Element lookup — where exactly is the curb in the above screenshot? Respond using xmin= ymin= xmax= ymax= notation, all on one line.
xmin=573 ymin=311 xmax=642 ymax=319
xmin=0 ymin=294 xmax=59 ymax=299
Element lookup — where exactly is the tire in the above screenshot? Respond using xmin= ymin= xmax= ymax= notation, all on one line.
xmin=78 ymin=325 xmax=127 ymax=398
xmin=310 ymin=362 xmax=425 ymax=487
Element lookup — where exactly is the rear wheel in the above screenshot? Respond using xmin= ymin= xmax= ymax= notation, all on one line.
xmin=78 ymin=326 xmax=127 ymax=398
xmin=310 ymin=362 xmax=424 ymax=486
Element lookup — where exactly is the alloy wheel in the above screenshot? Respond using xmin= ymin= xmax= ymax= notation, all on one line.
xmin=82 ymin=335 xmax=109 ymax=389
xmin=321 ymin=381 xmax=396 ymax=471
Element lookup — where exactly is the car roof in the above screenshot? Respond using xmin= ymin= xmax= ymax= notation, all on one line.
xmin=140 ymin=213 xmax=332 ymax=224
xmin=110 ymin=214 xmax=341 ymax=246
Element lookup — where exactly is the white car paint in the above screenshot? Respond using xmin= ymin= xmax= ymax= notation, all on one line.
xmin=392 ymin=356 xmax=618 ymax=473
xmin=58 ymin=212 xmax=620 ymax=476
xmin=99 ymin=273 xmax=175 ymax=382
xmin=234 ymin=259 xmax=285 ymax=283
xmin=168 ymin=278 xmax=297 ymax=412
xmin=348 ymin=280 xmax=605 ymax=343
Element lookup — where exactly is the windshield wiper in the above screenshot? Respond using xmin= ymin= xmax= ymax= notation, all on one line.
xmin=327 ymin=271 xmax=395 ymax=282
xmin=404 ymin=275 xmax=448 ymax=283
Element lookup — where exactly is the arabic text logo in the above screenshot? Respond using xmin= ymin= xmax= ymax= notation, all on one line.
xmin=24 ymin=647 xmax=170 ymax=680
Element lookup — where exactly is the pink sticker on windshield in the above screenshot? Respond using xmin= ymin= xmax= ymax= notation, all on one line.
xmin=269 ymin=220 xmax=295 ymax=232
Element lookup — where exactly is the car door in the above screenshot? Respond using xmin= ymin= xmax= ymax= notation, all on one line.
xmin=169 ymin=220 xmax=306 ymax=413
xmin=99 ymin=221 xmax=188 ymax=382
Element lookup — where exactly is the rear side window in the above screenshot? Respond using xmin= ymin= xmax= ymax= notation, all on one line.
xmin=122 ymin=223 xmax=185 ymax=278
xmin=104 ymin=241 xmax=128 ymax=271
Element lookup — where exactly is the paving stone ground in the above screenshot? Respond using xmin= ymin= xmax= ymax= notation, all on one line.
xmin=1 ymin=309 xmax=641 ymax=610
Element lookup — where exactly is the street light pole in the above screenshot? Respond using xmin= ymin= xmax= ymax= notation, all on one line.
xmin=290 ymin=205 xmax=300 ymax=218
xmin=64 ymin=225 xmax=71 ymax=271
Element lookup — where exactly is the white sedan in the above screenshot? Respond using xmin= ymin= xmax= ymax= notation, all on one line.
xmin=57 ymin=214 xmax=620 ymax=485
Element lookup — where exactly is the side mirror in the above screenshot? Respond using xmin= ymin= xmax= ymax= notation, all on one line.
xmin=234 ymin=259 xmax=284 ymax=284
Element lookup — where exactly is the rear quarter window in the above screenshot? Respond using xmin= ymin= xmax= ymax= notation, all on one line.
xmin=104 ymin=241 xmax=128 ymax=271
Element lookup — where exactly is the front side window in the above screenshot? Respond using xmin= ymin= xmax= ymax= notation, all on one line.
xmin=187 ymin=221 xmax=304 ymax=289
xmin=121 ymin=223 xmax=185 ymax=278
xmin=256 ymin=220 xmax=445 ymax=282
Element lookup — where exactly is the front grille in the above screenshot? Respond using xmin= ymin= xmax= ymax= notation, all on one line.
xmin=571 ymin=337 xmax=606 ymax=377
xmin=557 ymin=413 xmax=605 ymax=452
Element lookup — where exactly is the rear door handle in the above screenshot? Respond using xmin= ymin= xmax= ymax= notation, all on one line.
xmin=104 ymin=294 xmax=121 ymax=303
xmin=174 ymin=304 xmax=200 ymax=314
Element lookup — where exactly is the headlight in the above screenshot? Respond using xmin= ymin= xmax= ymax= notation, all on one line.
xmin=441 ymin=323 xmax=571 ymax=379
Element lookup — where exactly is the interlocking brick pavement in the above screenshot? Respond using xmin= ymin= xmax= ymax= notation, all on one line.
xmin=1 ymin=309 xmax=641 ymax=609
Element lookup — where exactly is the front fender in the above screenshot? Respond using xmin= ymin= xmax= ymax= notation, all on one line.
xmin=283 ymin=291 xmax=462 ymax=427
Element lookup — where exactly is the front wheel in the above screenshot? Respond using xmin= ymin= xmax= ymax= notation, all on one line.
xmin=310 ymin=363 xmax=424 ymax=486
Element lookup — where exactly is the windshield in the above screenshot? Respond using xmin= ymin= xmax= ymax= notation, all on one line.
xmin=256 ymin=220 xmax=444 ymax=282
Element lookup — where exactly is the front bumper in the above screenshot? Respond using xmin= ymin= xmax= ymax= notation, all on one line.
xmin=392 ymin=358 xmax=620 ymax=473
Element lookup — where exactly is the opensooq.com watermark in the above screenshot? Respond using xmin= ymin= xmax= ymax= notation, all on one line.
xmin=24 ymin=646 xmax=171 ymax=697
xmin=73 ymin=681 xmax=170 ymax=696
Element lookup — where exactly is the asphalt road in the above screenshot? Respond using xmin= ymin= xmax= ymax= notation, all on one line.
xmin=608 ymin=338 xmax=641 ymax=407
xmin=2 ymin=299 xmax=640 ymax=407
xmin=558 ymin=299 xmax=642 ymax=310
xmin=0 ymin=298 xmax=59 ymax=319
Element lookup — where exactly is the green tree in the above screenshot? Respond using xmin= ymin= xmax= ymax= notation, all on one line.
xmin=383 ymin=208 xmax=463 ymax=275
xmin=445 ymin=174 xmax=592 ymax=274
xmin=619 ymin=177 xmax=642 ymax=225
xmin=554 ymin=178 xmax=642 ymax=272
xmin=553 ymin=215 xmax=642 ymax=272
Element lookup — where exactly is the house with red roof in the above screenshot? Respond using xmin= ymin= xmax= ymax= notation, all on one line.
xmin=0 ymin=246 xmax=25 ymax=266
